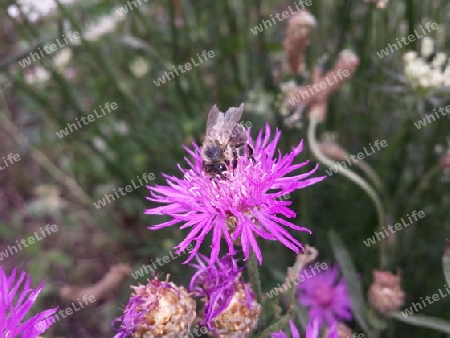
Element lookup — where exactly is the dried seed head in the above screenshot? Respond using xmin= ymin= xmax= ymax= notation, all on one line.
xmin=210 ymin=283 xmax=262 ymax=338
xmin=113 ymin=276 xmax=196 ymax=338
xmin=368 ymin=270 xmax=405 ymax=314
xmin=284 ymin=10 xmax=316 ymax=73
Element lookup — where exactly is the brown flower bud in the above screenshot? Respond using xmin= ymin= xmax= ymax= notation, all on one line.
xmin=284 ymin=10 xmax=316 ymax=73
xmin=316 ymin=141 xmax=349 ymax=162
xmin=325 ymin=322 xmax=353 ymax=338
xmin=281 ymin=49 xmax=359 ymax=122
xmin=440 ymin=149 xmax=450 ymax=170
xmin=368 ymin=270 xmax=405 ymax=314
xmin=335 ymin=50 xmax=360 ymax=76
xmin=319 ymin=50 xmax=359 ymax=98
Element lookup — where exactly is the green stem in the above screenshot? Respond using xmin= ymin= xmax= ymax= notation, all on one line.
xmin=256 ymin=315 xmax=289 ymax=338
xmin=246 ymin=251 xmax=262 ymax=305
xmin=308 ymin=117 xmax=388 ymax=268
xmin=354 ymin=159 xmax=384 ymax=192
xmin=405 ymin=0 xmax=416 ymax=50
xmin=246 ymin=250 xmax=265 ymax=331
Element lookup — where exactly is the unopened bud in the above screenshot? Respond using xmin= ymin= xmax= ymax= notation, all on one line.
xmin=320 ymin=49 xmax=359 ymax=95
xmin=368 ymin=270 xmax=405 ymax=314
xmin=335 ymin=50 xmax=360 ymax=75
xmin=284 ymin=10 xmax=316 ymax=73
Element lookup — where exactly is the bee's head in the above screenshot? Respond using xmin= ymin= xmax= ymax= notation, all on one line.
xmin=203 ymin=162 xmax=228 ymax=177
xmin=213 ymin=163 xmax=227 ymax=173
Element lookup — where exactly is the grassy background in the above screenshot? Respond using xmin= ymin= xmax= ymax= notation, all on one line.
xmin=0 ymin=0 xmax=449 ymax=337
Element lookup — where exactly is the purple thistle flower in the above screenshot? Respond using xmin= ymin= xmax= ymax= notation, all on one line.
xmin=189 ymin=253 xmax=261 ymax=335
xmin=145 ymin=115 xmax=325 ymax=264
xmin=271 ymin=319 xmax=337 ymax=338
xmin=297 ymin=264 xmax=353 ymax=327
xmin=0 ymin=267 xmax=58 ymax=338
xmin=189 ymin=253 xmax=245 ymax=326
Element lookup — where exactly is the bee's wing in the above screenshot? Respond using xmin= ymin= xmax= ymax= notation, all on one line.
xmin=223 ymin=103 xmax=244 ymax=124
xmin=222 ymin=103 xmax=244 ymax=140
xmin=205 ymin=105 xmax=224 ymax=137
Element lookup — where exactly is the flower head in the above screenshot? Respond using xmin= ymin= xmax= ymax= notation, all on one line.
xmin=189 ymin=253 xmax=261 ymax=336
xmin=0 ymin=267 xmax=58 ymax=338
xmin=403 ymin=37 xmax=450 ymax=94
xmin=271 ymin=319 xmax=337 ymax=338
xmin=112 ymin=276 xmax=196 ymax=338
xmin=368 ymin=270 xmax=405 ymax=314
xmin=284 ymin=10 xmax=316 ymax=73
xmin=146 ymin=111 xmax=325 ymax=265
xmin=297 ymin=264 xmax=352 ymax=327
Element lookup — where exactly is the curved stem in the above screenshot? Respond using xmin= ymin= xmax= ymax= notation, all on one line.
xmin=246 ymin=251 xmax=264 ymax=328
xmin=246 ymin=251 xmax=262 ymax=304
xmin=308 ymin=117 xmax=387 ymax=268
xmin=354 ymin=159 xmax=384 ymax=192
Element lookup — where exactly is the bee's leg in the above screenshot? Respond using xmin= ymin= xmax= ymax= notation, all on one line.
xmin=232 ymin=148 xmax=238 ymax=171
xmin=246 ymin=144 xmax=255 ymax=163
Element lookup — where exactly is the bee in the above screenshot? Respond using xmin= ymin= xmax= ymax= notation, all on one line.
xmin=201 ymin=103 xmax=254 ymax=179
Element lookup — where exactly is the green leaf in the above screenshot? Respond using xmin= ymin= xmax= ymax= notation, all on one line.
xmin=389 ymin=312 xmax=450 ymax=333
xmin=328 ymin=230 xmax=374 ymax=336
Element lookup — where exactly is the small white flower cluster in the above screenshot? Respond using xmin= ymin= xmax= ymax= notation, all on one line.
xmin=403 ymin=37 xmax=450 ymax=94
xmin=364 ymin=0 xmax=390 ymax=9
xmin=8 ymin=0 xmax=74 ymax=21
xmin=244 ymin=88 xmax=274 ymax=116
xmin=83 ymin=10 xmax=125 ymax=41
xmin=53 ymin=49 xmax=73 ymax=71
xmin=129 ymin=57 xmax=150 ymax=78
xmin=100 ymin=120 xmax=129 ymax=136
xmin=25 ymin=67 xmax=50 ymax=84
